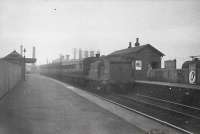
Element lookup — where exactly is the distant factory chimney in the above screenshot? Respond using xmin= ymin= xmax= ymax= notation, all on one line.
xmin=60 ymin=54 xmax=64 ymax=64
xmin=128 ymin=42 xmax=132 ymax=48
xmin=135 ymin=38 xmax=140 ymax=47
xmin=20 ymin=45 xmax=23 ymax=55
xmin=60 ymin=55 xmax=64 ymax=60
xmin=84 ymin=50 xmax=89 ymax=58
xmin=97 ymin=50 xmax=100 ymax=54
xmin=79 ymin=48 xmax=82 ymax=60
xmin=96 ymin=51 xmax=100 ymax=58
xmin=90 ymin=51 xmax=94 ymax=57
xmin=32 ymin=46 xmax=36 ymax=58
xmin=66 ymin=54 xmax=70 ymax=61
xmin=73 ymin=48 xmax=77 ymax=60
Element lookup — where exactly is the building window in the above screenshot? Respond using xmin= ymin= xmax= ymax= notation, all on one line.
xmin=135 ymin=60 xmax=142 ymax=70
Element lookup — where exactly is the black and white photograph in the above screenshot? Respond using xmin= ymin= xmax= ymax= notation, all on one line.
xmin=0 ymin=0 xmax=200 ymax=133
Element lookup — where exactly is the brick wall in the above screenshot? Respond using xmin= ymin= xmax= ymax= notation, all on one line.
xmin=147 ymin=68 xmax=189 ymax=84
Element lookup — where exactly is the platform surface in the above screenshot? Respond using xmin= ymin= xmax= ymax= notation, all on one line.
xmin=0 ymin=74 xmax=144 ymax=134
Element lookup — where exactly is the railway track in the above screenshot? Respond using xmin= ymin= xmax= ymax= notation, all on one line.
xmin=52 ymin=77 xmax=199 ymax=134
xmin=114 ymin=94 xmax=200 ymax=133
xmin=131 ymin=94 xmax=200 ymax=119
xmin=87 ymin=90 xmax=199 ymax=134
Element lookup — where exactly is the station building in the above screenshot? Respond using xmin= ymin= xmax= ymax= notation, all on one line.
xmin=105 ymin=38 xmax=164 ymax=81
xmin=88 ymin=38 xmax=165 ymax=82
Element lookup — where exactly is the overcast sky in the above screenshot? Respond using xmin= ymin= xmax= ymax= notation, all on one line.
xmin=0 ymin=0 xmax=200 ymax=67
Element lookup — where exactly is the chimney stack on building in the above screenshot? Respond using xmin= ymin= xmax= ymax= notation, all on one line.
xmin=32 ymin=46 xmax=36 ymax=58
xmin=128 ymin=42 xmax=132 ymax=48
xmin=20 ymin=45 xmax=23 ymax=55
xmin=135 ymin=38 xmax=140 ymax=47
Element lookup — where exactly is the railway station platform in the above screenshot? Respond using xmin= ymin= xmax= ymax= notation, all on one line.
xmin=134 ymin=80 xmax=200 ymax=109
xmin=0 ymin=74 xmax=180 ymax=134
xmin=135 ymin=80 xmax=200 ymax=90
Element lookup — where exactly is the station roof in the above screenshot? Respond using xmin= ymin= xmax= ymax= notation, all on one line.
xmin=108 ymin=44 xmax=165 ymax=57
xmin=3 ymin=50 xmax=36 ymax=63
xmin=4 ymin=50 xmax=23 ymax=59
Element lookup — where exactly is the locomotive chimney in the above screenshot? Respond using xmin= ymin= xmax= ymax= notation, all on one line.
xmin=128 ymin=42 xmax=132 ymax=48
xmin=135 ymin=38 xmax=140 ymax=47
xmin=96 ymin=51 xmax=100 ymax=58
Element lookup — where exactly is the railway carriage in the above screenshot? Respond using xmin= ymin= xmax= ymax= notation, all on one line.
xmin=39 ymin=38 xmax=200 ymax=94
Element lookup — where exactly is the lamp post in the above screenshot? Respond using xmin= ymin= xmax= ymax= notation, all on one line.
xmin=23 ymin=48 xmax=26 ymax=80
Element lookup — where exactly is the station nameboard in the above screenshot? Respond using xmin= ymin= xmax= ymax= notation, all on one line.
xmin=135 ymin=60 xmax=142 ymax=70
